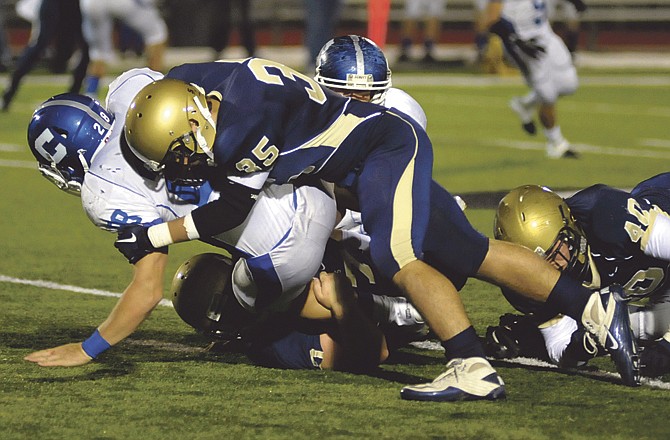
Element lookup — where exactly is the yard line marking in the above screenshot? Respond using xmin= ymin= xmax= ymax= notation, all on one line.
xmin=410 ymin=340 xmax=670 ymax=389
xmin=640 ymin=138 xmax=670 ymax=148
xmin=487 ymin=138 xmax=670 ymax=159
xmin=0 ymin=274 xmax=173 ymax=307
xmin=0 ymin=143 xmax=22 ymax=152
xmin=0 ymin=159 xmax=36 ymax=169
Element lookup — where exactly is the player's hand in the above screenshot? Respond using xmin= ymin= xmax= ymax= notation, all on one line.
xmin=24 ymin=343 xmax=92 ymax=367
xmin=514 ymin=37 xmax=546 ymax=59
xmin=312 ymin=272 xmax=355 ymax=320
xmin=114 ymin=224 xmax=164 ymax=264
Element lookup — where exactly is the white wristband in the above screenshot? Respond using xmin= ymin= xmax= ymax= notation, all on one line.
xmin=184 ymin=213 xmax=201 ymax=240
xmin=148 ymin=222 xmax=174 ymax=248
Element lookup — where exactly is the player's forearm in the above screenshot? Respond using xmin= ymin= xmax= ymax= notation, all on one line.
xmin=97 ymin=253 xmax=168 ymax=345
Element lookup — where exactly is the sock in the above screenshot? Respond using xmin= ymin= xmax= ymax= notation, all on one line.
xmin=542 ymin=273 xmax=590 ymax=322
xmin=84 ymin=76 xmax=100 ymax=97
xmin=544 ymin=126 xmax=564 ymax=144
xmin=401 ymin=37 xmax=412 ymax=53
xmin=565 ymin=31 xmax=579 ymax=54
xmin=520 ymin=91 xmax=538 ymax=108
xmin=475 ymin=33 xmax=488 ymax=54
xmin=441 ymin=326 xmax=486 ymax=361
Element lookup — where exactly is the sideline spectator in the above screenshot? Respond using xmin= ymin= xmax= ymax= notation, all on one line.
xmin=209 ymin=0 xmax=256 ymax=59
xmin=1 ymin=0 xmax=88 ymax=111
xmin=304 ymin=0 xmax=342 ymax=72
xmin=398 ymin=0 xmax=446 ymax=63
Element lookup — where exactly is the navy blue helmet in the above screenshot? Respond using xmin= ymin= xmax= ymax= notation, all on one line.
xmin=27 ymin=93 xmax=114 ymax=195
xmin=315 ymin=35 xmax=392 ymax=103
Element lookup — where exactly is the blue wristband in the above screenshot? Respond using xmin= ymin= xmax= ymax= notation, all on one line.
xmin=81 ymin=329 xmax=112 ymax=359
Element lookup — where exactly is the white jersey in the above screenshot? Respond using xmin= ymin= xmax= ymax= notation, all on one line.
xmin=83 ymin=68 xmax=337 ymax=312
xmin=382 ymin=88 xmax=428 ymax=130
xmin=80 ymin=0 xmax=168 ymax=62
xmin=501 ymin=0 xmax=553 ymax=40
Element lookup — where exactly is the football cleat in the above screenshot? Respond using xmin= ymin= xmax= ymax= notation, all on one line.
xmin=581 ymin=285 xmax=640 ymax=386
xmin=509 ymin=96 xmax=536 ymax=135
xmin=546 ymin=139 xmax=579 ymax=159
xmin=400 ymin=357 xmax=506 ymax=402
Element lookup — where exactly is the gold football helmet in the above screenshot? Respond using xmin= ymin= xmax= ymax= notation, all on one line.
xmin=171 ymin=253 xmax=251 ymax=339
xmin=124 ymin=78 xmax=217 ymax=185
xmin=494 ymin=185 xmax=590 ymax=280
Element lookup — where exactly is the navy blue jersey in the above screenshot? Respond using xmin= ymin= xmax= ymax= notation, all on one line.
xmin=504 ymin=174 xmax=670 ymax=316
xmin=567 ymin=174 xmax=670 ymax=301
xmin=167 ymin=59 xmax=385 ymax=184
xmin=167 ymin=59 xmax=453 ymax=280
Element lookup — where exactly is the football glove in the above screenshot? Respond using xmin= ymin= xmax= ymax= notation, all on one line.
xmin=490 ymin=18 xmax=546 ymax=60
xmin=512 ymin=36 xmax=546 ymax=59
xmin=114 ymin=224 xmax=167 ymax=264
xmin=485 ymin=313 xmax=549 ymax=360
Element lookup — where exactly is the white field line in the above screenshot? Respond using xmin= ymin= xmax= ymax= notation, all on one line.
xmin=486 ymin=138 xmax=670 ymax=159
xmin=410 ymin=340 xmax=670 ymax=390
xmin=0 ymin=274 xmax=173 ymax=307
xmin=0 ymin=143 xmax=23 ymax=152
xmin=0 ymin=159 xmax=36 ymax=169
xmin=3 ymin=273 xmax=669 ymax=388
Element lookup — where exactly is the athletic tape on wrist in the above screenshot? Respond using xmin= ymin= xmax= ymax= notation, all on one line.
xmin=184 ymin=213 xmax=201 ymax=240
xmin=81 ymin=329 xmax=111 ymax=359
xmin=148 ymin=222 xmax=174 ymax=248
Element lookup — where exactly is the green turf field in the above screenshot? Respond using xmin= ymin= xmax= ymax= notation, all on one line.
xmin=1 ymin=69 xmax=669 ymax=439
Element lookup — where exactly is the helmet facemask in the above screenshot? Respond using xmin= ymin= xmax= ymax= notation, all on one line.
xmin=161 ymin=125 xmax=216 ymax=187
xmin=544 ymin=224 xmax=590 ymax=282
xmin=124 ymin=79 xmax=218 ymax=187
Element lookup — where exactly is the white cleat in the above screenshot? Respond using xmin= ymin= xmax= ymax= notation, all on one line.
xmin=400 ymin=357 xmax=506 ymax=402
xmin=546 ymin=139 xmax=579 ymax=159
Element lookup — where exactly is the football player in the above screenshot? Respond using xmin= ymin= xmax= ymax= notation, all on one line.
xmin=23 ymin=69 xmax=333 ymax=367
xmin=79 ymin=0 xmax=168 ymax=98
xmin=485 ymin=0 xmax=580 ymax=159
xmin=22 ymin=68 xmax=423 ymax=373
xmin=492 ymin=181 xmax=670 ymax=377
xmin=112 ymin=54 xmax=640 ymax=397
xmin=169 ymin=242 xmax=427 ymax=373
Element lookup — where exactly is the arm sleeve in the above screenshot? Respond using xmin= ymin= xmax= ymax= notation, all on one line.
xmin=190 ymin=179 xmax=260 ymax=237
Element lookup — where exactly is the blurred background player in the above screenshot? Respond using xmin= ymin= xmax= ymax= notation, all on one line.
xmin=1 ymin=0 xmax=88 ymax=111
xmin=397 ymin=0 xmax=446 ymax=63
xmin=303 ymin=0 xmax=342 ymax=72
xmin=79 ymin=0 xmax=168 ymax=98
xmin=486 ymin=0 xmax=579 ymax=159
xmin=491 ymin=180 xmax=670 ymax=377
xmin=547 ymin=0 xmax=586 ymax=58
xmin=208 ymin=0 xmax=256 ymax=59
